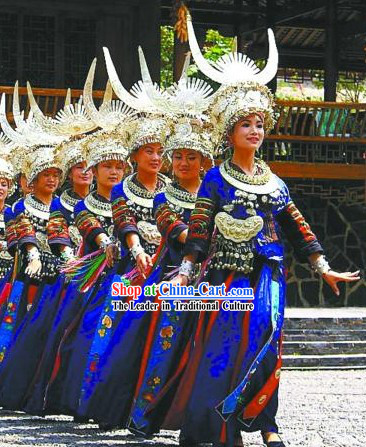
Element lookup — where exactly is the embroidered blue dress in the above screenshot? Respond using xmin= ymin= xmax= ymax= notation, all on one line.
xmin=128 ymin=182 xmax=199 ymax=435
xmin=159 ymin=161 xmax=323 ymax=446
xmin=74 ymin=173 xmax=168 ymax=426
xmin=19 ymin=189 xmax=85 ymax=415
xmin=0 ymin=204 xmax=16 ymax=321
xmin=0 ymin=194 xmax=61 ymax=409
xmin=0 ymin=204 xmax=14 ymax=284
xmin=35 ymin=190 xmax=117 ymax=416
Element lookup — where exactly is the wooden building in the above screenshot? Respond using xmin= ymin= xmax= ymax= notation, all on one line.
xmin=0 ymin=0 xmax=365 ymax=99
xmin=0 ymin=0 xmax=365 ymax=306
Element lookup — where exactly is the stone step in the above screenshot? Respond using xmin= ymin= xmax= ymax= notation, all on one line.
xmin=284 ymin=318 xmax=366 ymax=331
xmin=282 ymin=353 xmax=366 ymax=369
xmin=281 ymin=309 xmax=366 ymax=368
xmin=282 ymin=340 xmax=366 ymax=356
xmin=284 ymin=329 xmax=366 ymax=341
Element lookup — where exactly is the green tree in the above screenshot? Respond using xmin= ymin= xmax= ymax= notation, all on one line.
xmin=160 ymin=26 xmax=174 ymax=88
xmin=160 ymin=25 xmax=234 ymax=88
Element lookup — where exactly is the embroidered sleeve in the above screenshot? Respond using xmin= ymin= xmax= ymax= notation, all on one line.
xmin=112 ymin=196 xmax=139 ymax=247
xmin=155 ymin=200 xmax=187 ymax=245
xmin=276 ymin=200 xmax=323 ymax=262
xmin=4 ymin=207 xmax=17 ymax=256
xmin=47 ymin=210 xmax=72 ymax=251
xmin=184 ymin=170 xmax=218 ymax=262
xmin=75 ymin=209 xmax=105 ymax=248
xmin=16 ymin=213 xmax=38 ymax=250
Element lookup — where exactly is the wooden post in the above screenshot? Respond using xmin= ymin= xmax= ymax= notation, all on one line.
xmin=324 ymin=0 xmax=337 ymax=101
xmin=138 ymin=0 xmax=161 ymax=84
xmin=173 ymin=37 xmax=189 ymax=83
xmin=95 ymin=15 xmax=127 ymax=90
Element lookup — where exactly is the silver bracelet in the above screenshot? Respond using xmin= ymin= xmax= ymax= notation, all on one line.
xmin=311 ymin=255 xmax=331 ymax=275
xmin=179 ymin=259 xmax=194 ymax=279
xmin=130 ymin=243 xmax=144 ymax=260
xmin=27 ymin=246 xmax=40 ymax=262
xmin=98 ymin=234 xmax=113 ymax=251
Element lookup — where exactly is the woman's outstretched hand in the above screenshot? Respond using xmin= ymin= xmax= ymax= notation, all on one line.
xmin=136 ymin=252 xmax=153 ymax=279
xmin=322 ymin=270 xmax=360 ymax=296
xmin=105 ymin=243 xmax=119 ymax=268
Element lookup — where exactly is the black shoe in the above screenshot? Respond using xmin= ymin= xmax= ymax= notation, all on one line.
xmin=261 ymin=432 xmax=285 ymax=447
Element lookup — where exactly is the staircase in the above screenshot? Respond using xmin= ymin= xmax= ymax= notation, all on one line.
xmin=282 ymin=308 xmax=366 ymax=369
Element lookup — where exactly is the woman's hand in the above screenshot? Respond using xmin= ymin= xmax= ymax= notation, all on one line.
xmin=105 ymin=243 xmax=119 ymax=268
xmin=159 ymin=274 xmax=188 ymax=294
xmin=136 ymin=252 xmax=153 ymax=278
xmin=170 ymin=274 xmax=188 ymax=287
xmin=25 ymin=259 xmax=42 ymax=277
xmin=322 ymin=270 xmax=360 ymax=296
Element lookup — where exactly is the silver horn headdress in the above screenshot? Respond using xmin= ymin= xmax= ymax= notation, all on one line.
xmin=27 ymin=82 xmax=97 ymax=136
xmin=0 ymin=92 xmax=64 ymax=184
xmin=83 ymin=58 xmax=137 ymax=131
xmin=136 ymin=48 xmax=215 ymax=161
xmin=0 ymin=132 xmax=16 ymax=195
xmin=103 ymin=47 xmax=166 ymax=114
xmin=186 ymin=14 xmax=278 ymax=152
xmin=187 ymin=14 xmax=278 ymax=86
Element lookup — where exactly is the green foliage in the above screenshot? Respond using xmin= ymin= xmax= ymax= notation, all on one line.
xmin=160 ymin=26 xmax=364 ymax=102
xmin=160 ymin=26 xmax=174 ymax=88
xmin=202 ymin=29 xmax=234 ymax=62
xmin=160 ymin=25 xmax=234 ymax=88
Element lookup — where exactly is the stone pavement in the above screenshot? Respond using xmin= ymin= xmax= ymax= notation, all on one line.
xmin=0 ymin=370 xmax=364 ymax=447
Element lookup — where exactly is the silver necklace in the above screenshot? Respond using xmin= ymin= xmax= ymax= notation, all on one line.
xmin=84 ymin=192 xmax=112 ymax=218
xmin=24 ymin=195 xmax=50 ymax=221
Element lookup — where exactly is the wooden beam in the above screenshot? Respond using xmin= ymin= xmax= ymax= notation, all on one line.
xmin=240 ymin=1 xmax=326 ymax=36
xmin=338 ymin=19 xmax=366 ymax=38
xmin=268 ymin=162 xmax=366 ymax=180
xmin=267 ymin=135 xmax=366 ymax=144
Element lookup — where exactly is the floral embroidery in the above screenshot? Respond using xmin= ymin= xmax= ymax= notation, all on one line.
xmin=102 ymin=315 xmax=112 ymax=329
xmin=141 ymin=376 xmax=162 ymax=403
xmin=112 ymin=196 xmax=137 ymax=234
xmin=16 ymin=214 xmax=36 ymax=240
xmin=142 ymin=392 xmax=154 ymax=402
xmin=75 ymin=210 xmax=104 ymax=239
xmin=162 ymin=340 xmax=172 ymax=350
xmin=155 ymin=202 xmax=181 ymax=239
xmin=5 ymin=218 xmax=17 ymax=249
xmin=47 ymin=212 xmax=70 ymax=242
xmin=187 ymin=198 xmax=215 ymax=241
xmin=160 ymin=325 xmax=174 ymax=338
xmin=285 ymin=202 xmax=317 ymax=243
xmin=98 ymin=328 xmax=106 ymax=337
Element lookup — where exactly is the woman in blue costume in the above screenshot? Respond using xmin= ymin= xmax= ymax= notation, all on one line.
xmin=0 ymin=151 xmax=34 ymax=317
xmin=128 ymin=115 xmax=214 ymax=436
xmin=74 ymin=116 xmax=170 ymax=428
xmin=163 ymin=19 xmax=360 ymax=447
xmin=0 ymin=154 xmax=16 ymax=310
xmin=1 ymin=137 xmax=93 ymax=414
xmin=37 ymin=129 xmax=129 ymax=417
xmin=0 ymin=144 xmax=62 ymax=410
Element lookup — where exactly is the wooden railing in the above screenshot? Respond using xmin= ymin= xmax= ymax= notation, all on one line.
xmin=1 ymin=86 xmax=365 ymax=181
xmin=270 ymin=100 xmax=366 ymax=142
xmin=0 ymin=85 xmax=105 ymax=121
